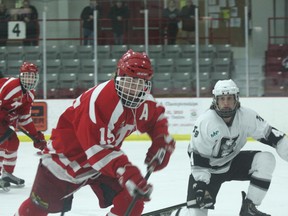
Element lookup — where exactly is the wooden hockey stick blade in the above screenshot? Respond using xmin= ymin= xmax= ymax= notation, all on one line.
xmin=142 ymin=202 xmax=186 ymax=216
xmin=124 ymin=166 xmax=154 ymax=216
xmin=0 ymin=127 xmax=14 ymax=145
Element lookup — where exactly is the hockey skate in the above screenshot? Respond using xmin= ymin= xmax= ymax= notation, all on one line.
xmin=0 ymin=178 xmax=10 ymax=192
xmin=2 ymin=170 xmax=25 ymax=187
xmin=239 ymin=191 xmax=271 ymax=216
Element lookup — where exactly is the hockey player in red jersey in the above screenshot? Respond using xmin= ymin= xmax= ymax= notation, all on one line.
xmin=184 ymin=79 xmax=288 ymax=216
xmin=0 ymin=62 xmax=46 ymax=192
xmin=16 ymin=49 xmax=175 ymax=216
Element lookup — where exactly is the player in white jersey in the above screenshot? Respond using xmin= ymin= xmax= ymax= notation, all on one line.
xmin=185 ymin=79 xmax=288 ymax=216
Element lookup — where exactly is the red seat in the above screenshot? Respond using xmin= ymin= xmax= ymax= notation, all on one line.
xmin=267 ymin=44 xmax=288 ymax=58
xmin=265 ymin=70 xmax=284 ymax=78
xmin=263 ymin=77 xmax=286 ymax=96
xmin=265 ymin=56 xmax=284 ymax=72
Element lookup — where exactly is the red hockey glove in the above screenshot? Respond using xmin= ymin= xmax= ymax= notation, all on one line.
xmin=145 ymin=135 xmax=175 ymax=171
xmin=0 ymin=109 xmax=8 ymax=119
xmin=33 ymin=131 xmax=47 ymax=150
xmin=0 ymin=110 xmax=18 ymax=126
xmin=117 ymin=164 xmax=153 ymax=200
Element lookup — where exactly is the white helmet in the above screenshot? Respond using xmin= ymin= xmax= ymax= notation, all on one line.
xmin=212 ymin=79 xmax=240 ymax=118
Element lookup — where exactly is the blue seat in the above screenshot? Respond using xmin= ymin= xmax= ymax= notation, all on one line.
xmin=99 ymin=59 xmax=117 ymax=74
xmin=59 ymin=45 xmax=78 ymax=60
xmin=62 ymin=59 xmax=80 ymax=73
xmin=153 ymin=72 xmax=172 ymax=82
xmin=155 ymin=58 xmax=174 ymax=73
xmin=58 ymin=72 xmax=78 ymax=98
xmin=98 ymin=72 xmax=114 ymax=83
xmin=152 ymin=80 xmax=172 ymax=96
xmin=78 ymin=72 xmax=95 ymax=89
xmin=199 ymin=44 xmax=215 ymax=59
xmin=180 ymin=45 xmax=195 ymax=58
xmin=81 ymin=59 xmax=97 ymax=74
xmin=6 ymin=60 xmax=23 ymax=74
xmin=163 ymin=45 xmax=181 ymax=58
xmin=148 ymin=45 xmax=163 ymax=58
xmin=213 ymin=57 xmax=232 ymax=72
xmin=129 ymin=44 xmax=145 ymax=53
xmin=215 ymin=44 xmax=233 ymax=59
xmin=46 ymin=59 xmax=62 ymax=74
xmin=46 ymin=45 xmax=60 ymax=59
xmin=0 ymin=47 xmax=7 ymax=60
xmin=77 ymin=45 xmax=93 ymax=59
xmin=97 ymin=45 xmax=111 ymax=59
xmin=175 ymin=58 xmax=194 ymax=73
xmin=0 ymin=60 xmax=6 ymax=74
xmin=111 ymin=45 xmax=128 ymax=59
xmin=6 ymin=46 xmax=24 ymax=60
xmin=172 ymin=80 xmax=194 ymax=96
xmin=199 ymin=58 xmax=213 ymax=72
xmin=23 ymin=46 xmax=42 ymax=60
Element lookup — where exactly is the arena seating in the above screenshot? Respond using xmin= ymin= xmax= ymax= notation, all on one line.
xmin=264 ymin=44 xmax=288 ymax=96
xmin=0 ymin=44 xmax=237 ymax=98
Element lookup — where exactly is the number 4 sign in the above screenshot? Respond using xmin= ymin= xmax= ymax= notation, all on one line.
xmin=8 ymin=21 xmax=26 ymax=39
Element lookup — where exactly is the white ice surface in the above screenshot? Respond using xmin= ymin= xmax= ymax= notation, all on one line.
xmin=1 ymin=141 xmax=288 ymax=216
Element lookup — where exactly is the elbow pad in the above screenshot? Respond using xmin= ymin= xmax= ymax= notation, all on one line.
xmin=258 ymin=127 xmax=285 ymax=148
xmin=276 ymin=136 xmax=288 ymax=162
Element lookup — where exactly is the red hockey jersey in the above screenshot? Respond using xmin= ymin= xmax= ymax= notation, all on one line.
xmin=42 ymin=80 xmax=170 ymax=183
xmin=0 ymin=77 xmax=37 ymax=135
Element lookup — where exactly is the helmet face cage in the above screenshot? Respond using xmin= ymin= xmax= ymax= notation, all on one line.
xmin=20 ymin=72 xmax=39 ymax=91
xmin=115 ymin=76 xmax=152 ymax=109
xmin=212 ymin=80 xmax=240 ymax=118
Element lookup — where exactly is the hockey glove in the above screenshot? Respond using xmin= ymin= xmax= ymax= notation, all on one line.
xmin=0 ymin=109 xmax=8 ymax=120
xmin=33 ymin=131 xmax=47 ymax=150
xmin=0 ymin=110 xmax=14 ymax=126
xmin=193 ymin=181 xmax=213 ymax=209
xmin=117 ymin=164 xmax=153 ymax=200
xmin=145 ymin=135 xmax=175 ymax=171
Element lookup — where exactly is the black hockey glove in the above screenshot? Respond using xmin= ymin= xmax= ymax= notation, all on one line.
xmin=193 ymin=181 xmax=213 ymax=208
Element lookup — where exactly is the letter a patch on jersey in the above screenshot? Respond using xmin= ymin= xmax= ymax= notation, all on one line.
xmin=139 ymin=103 xmax=149 ymax=121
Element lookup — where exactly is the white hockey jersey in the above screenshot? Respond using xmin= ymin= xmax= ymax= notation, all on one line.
xmin=188 ymin=106 xmax=271 ymax=183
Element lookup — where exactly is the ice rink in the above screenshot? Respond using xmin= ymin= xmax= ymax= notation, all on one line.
xmin=1 ymin=140 xmax=288 ymax=216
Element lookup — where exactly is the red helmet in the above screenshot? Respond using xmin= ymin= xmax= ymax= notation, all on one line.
xmin=20 ymin=61 xmax=38 ymax=74
xmin=116 ymin=49 xmax=153 ymax=80
xmin=19 ymin=62 xmax=39 ymax=90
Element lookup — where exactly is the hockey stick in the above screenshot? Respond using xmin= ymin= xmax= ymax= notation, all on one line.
xmin=0 ymin=127 xmax=14 ymax=145
xmin=142 ymin=202 xmax=186 ymax=216
xmin=18 ymin=127 xmax=38 ymax=142
xmin=18 ymin=127 xmax=44 ymax=155
xmin=124 ymin=148 xmax=167 ymax=216
xmin=124 ymin=166 xmax=155 ymax=216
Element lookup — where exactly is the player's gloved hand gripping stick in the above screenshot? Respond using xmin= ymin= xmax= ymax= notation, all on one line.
xmin=124 ymin=148 xmax=167 ymax=216
xmin=18 ymin=127 xmax=47 ymax=150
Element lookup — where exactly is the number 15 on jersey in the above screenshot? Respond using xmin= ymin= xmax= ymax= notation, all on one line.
xmin=8 ymin=21 xmax=26 ymax=39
